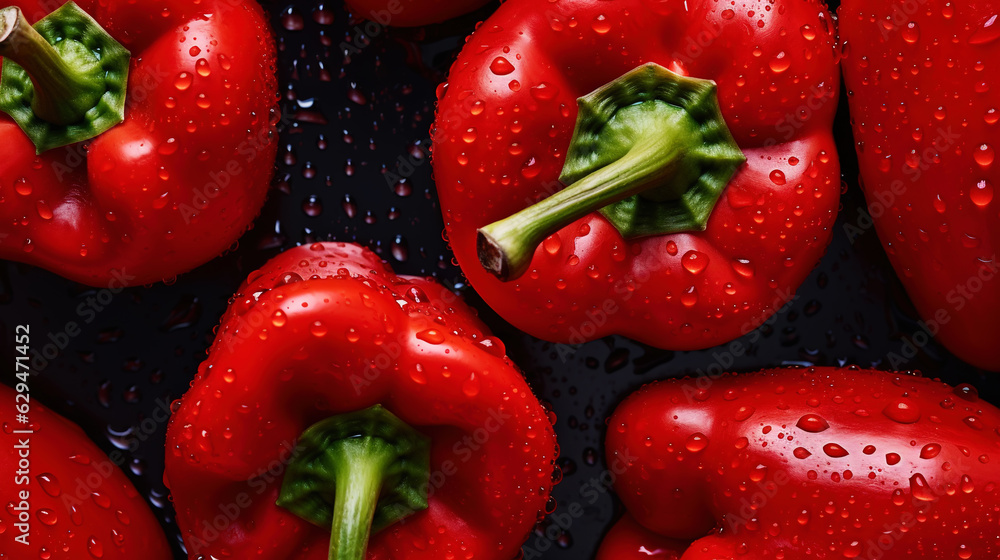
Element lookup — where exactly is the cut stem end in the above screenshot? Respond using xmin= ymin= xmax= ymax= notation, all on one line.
xmin=477 ymin=229 xmax=514 ymax=281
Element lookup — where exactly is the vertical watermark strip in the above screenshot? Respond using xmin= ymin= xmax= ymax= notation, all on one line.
xmin=12 ymin=324 xmax=32 ymax=546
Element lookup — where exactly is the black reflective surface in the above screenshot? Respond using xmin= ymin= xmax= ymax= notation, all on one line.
xmin=1 ymin=1 xmax=997 ymax=558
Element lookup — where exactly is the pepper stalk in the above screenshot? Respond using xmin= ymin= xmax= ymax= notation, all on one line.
xmin=477 ymin=63 xmax=746 ymax=281
xmin=0 ymin=2 xmax=130 ymax=153
xmin=277 ymin=405 xmax=431 ymax=560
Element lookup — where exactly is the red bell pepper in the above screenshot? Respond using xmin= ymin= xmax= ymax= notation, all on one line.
xmin=164 ymin=242 xmax=558 ymax=560
xmin=840 ymin=1 xmax=1000 ymax=370
xmin=596 ymin=513 xmax=686 ymax=560
xmin=432 ymin=0 xmax=841 ymax=350
xmin=343 ymin=0 xmax=491 ymax=27
xmin=0 ymin=382 xmax=171 ymax=558
xmin=606 ymin=367 xmax=1000 ymax=558
xmin=0 ymin=0 xmax=278 ymax=287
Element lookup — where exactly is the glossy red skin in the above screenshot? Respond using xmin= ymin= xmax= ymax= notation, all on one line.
xmin=0 ymin=0 xmax=278 ymax=287
xmin=433 ymin=0 xmax=841 ymax=350
xmin=0 ymin=384 xmax=171 ymax=558
xmin=840 ymin=2 xmax=1000 ymax=371
xmin=607 ymin=367 xmax=1000 ymax=558
xmin=596 ymin=513 xmax=687 ymax=560
xmin=164 ymin=242 xmax=557 ymax=559
xmin=343 ymin=0 xmax=492 ymax=27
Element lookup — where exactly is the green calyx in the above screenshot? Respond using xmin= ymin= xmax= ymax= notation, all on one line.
xmin=277 ymin=405 xmax=431 ymax=560
xmin=0 ymin=2 xmax=130 ymax=153
xmin=477 ymin=63 xmax=746 ymax=281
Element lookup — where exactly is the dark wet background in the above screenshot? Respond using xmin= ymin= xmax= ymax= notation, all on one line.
xmin=1 ymin=0 xmax=997 ymax=558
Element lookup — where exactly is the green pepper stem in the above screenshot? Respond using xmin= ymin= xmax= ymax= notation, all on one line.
xmin=0 ymin=5 xmax=103 ymax=125
xmin=478 ymin=115 xmax=688 ymax=281
xmin=327 ymin=445 xmax=393 ymax=560
xmin=476 ymin=63 xmax=746 ymax=282
xmin=276 ymin=406 xmax=431 ymax=560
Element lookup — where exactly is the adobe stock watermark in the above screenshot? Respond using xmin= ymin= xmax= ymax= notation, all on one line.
xmin=844 ymin=126 xmax=961 ymax=244
xmin=680 ymin=287 xmax=799 ymax=401
xmin=769 ymin=81 xmax=838 ymax=146
xmin=383 ymin=94 xmax=481 ymax=193
xmin=177 ymin=105 xmax=292 ymax=225
xmin=29 ymin=268 xmax=136 ymax=372
xmin=884 ymin=255 xmax=999 ymax=368
xmin=521 ymin=447 xmax=638 ymax=559
xmin=381 ymin=407 xmax=515 ymax=525
xmin=347 ymin=283 xmax=463 ymax=394
xmin=671 ymin=20 xmax=724 ymax=68
xmin=187 ymin=405 xmax=513 ymax=552
xmin=860 ymin=455 xmax=978 ymax=560
xmin=185 ymin=439 xmax=302 ymax=554
xmin=387 ymin=73 xmax=504 ymax=194
xmin=50 ymin=65 xmax=171 ymax=182
xmin=723 ymin=468 xmax=792 ymax=533
xmin=45 ymin=395 xmax=182 ymax=550
xmin=219 ymin=277 xmax=463 ymax=378
xmin=383 ymin=140 xmax=431 ymax=194
xmin=340 ymin=0 xmax=405 ymax=55
xmin=877 ymin=0 xmax=930 ymax=40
